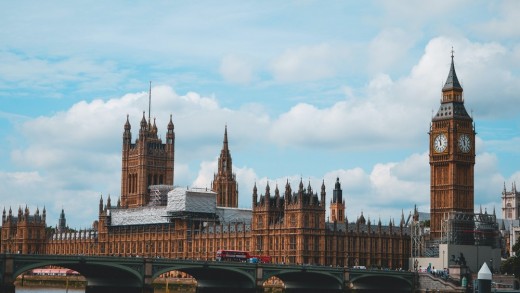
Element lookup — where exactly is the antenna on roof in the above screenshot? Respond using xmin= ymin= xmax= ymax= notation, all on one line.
xmin=148 ymin=81 xmax=152 ymax=126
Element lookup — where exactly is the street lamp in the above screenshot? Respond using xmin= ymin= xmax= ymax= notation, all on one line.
xmin=442 ymin=250 xmax=445 ymax=269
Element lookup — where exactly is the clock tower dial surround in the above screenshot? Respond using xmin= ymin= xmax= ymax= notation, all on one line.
xmin=429 ymin=54 xmax=476 ymax=240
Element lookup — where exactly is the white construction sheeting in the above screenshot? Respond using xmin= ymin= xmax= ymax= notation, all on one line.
xmin=108 ymin=187 xmax=253 ymax=226
xmin=215 ymin=207 xmax=252 ymax=224
xmin=110 ymin=205 xmax=169 ymax=226
xmin=167 ymin=187 xmax=216 ymax=213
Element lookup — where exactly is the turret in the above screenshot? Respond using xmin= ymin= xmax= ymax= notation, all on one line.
xmin=321 ymin=180 xmax=326 ymax=205
xmin=139 ymin=111 xmax=147 ymax=137
xmin=284 ymin=180 xmax=291 ymax=204
xmin=298 ymin=178 xmax=304 ymax=203
xmin=274 ymin=184 xmax=280 ymax=207
xmin=24 ymin=205 xmax=29 ymax=221
xmin=152 ymin=118 xmax=158 ymax=136
xmin=265 ymin=182 xmax=271 ymax=206
xmin=166 ymin=114 xmax=175 ymax=145
xmin=99 ymin=195 xmax=104 ymax=213
xmin=123 ymin=114 xmax=132 ymax=144
xmin=252 ymin=182 xmax=258 ymax=207
xmin=59 ymin=209 xmax=66 ymax=232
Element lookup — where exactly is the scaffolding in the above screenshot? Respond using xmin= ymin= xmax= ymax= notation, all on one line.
xmin=474 ymin=212 xmax=500 ymax=248
xmin=148 ymin=185 xmax=173 ymax=206
xmin=441 ymin=211 xmax=475 ymax=246
xmin=411 ymin=207 xmax=423 ymax=258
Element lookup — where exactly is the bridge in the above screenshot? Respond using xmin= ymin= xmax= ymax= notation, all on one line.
xmin=0 ymin=254 xmax=417 ymax=293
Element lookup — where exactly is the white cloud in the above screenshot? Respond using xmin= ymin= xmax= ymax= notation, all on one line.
xmin=219 ymin=54 xmax=254 ymax=85
xmin=476 ymin=0 xmax=520 ymax=38
xmin=269 ymin=43 xmax=351 ymax=83
xmin=368 ymin=28 xmax=417 ymax=74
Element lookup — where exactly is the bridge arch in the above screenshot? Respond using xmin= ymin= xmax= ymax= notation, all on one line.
xmin=264 ymin=269 xmax=344 ymax=292
xmin=350 ymin=273 xmax=413 ymax=292
xmin=7 ymin=255 xmax=145 ymax=293
xmin=152 ymin=262 xmax=256 ymax=292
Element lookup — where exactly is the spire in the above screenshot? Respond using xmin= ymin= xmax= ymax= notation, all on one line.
xmin=152 ymin=118 xmax=158 ymax=135
xmin=321 ymin=179 xmax=326 ymax=204
xmin=168 ymin=114 xmax=174 ymax=130
xmin=442 ymin=48 xmax=463 ymax=92
xmin=332 ymin=177 xmax=342 ymax=203
xmin=252 ymin=182 xmax=258 ymax=207
xmin=166 ymin=114 xmax=174 ymax=144
xmin=140 ymin=111 xmax=147 ymax=129
xmin=99 ymin=194 xmax=104 ymax=213
xmin=284 ymin=179 xmax=292 ymax=203
xmin=124 ymin=114 xmax=131 ymax=130
xmin=223 ymin=124 xmax=229 ymax=152
xmin=148 ymin=81 xmax=152 ymax=127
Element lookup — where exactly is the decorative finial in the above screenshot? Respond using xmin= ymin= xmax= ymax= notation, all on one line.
xmin=148 ymin=81 xmax=152 ymax=126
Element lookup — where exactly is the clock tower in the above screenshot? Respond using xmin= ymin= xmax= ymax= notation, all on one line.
xmin=429 ymin=53 xmax=476 ymax=240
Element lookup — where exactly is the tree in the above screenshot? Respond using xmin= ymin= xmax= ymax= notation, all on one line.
xmin=501 ymin=239 xmax=520 ymax=276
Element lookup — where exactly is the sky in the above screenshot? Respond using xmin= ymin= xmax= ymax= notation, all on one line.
xmin=1 ymin=1 xmax=519 ymax=228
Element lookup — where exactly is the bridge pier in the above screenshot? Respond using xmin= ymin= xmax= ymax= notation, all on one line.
xmin=0 ymin=284 xmax=15 ymax=293
xmin=0 ymin=255 xmax=15 ymax=293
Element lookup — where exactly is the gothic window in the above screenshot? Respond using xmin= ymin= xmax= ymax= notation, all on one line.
xmin=290 ymin=236 xmax=296 ymax=250
xmin=256 ymin=236 xmax=262 ymax=251
xmin=304 ymin=214 xmax=309 ymax=228
xmin=290 ymin=215 xmax=296 ymax=227
xmin=257 ymin=216 xmax=263 ymax=228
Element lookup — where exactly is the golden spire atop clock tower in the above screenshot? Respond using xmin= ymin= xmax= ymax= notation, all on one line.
xmin=429 ymin=52 xmax=476 ymax=240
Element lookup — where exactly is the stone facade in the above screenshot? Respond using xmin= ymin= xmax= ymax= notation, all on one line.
xmin=1 ymin=207 xmax=46 ymax=254
xmin=212 ymin=126 xmax=239 ymax=208
xmin=121 ymin=113 xmax=175 ymax=208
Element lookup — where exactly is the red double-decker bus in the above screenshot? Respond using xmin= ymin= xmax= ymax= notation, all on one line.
xmin=216 ymin=249 xmax=250 ymax=262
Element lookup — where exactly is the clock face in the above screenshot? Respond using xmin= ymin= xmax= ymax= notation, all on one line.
xmin=434 ymin=133 xmax=448 ymax=153
xmin=458 ymin=134 xmax=471 ymax=153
